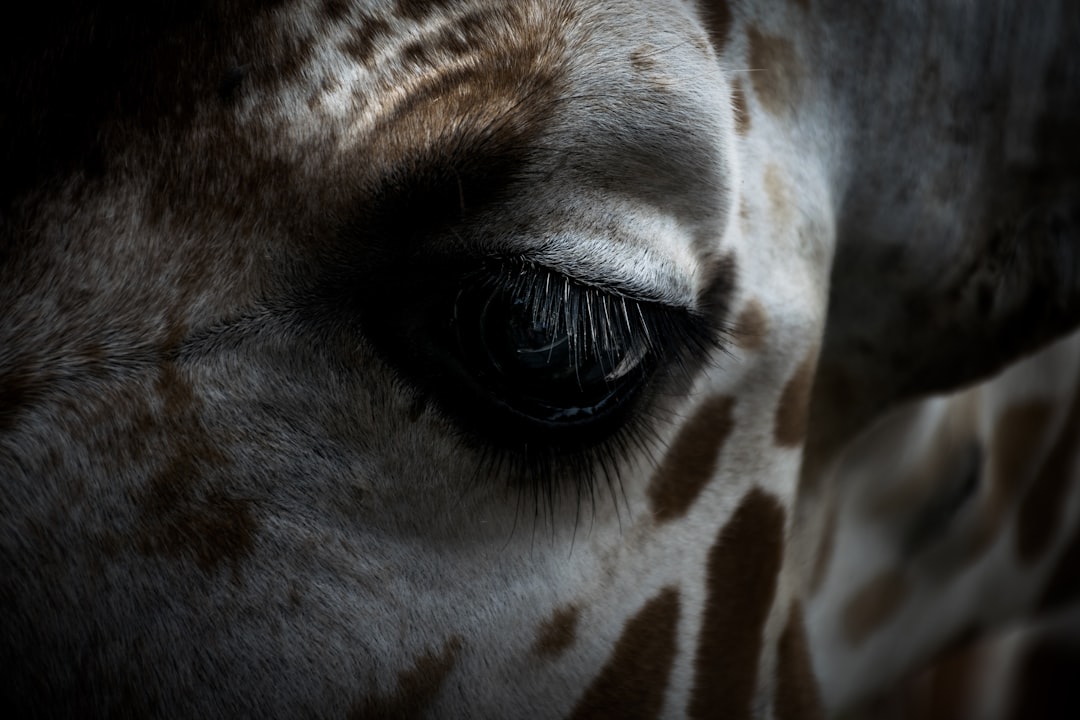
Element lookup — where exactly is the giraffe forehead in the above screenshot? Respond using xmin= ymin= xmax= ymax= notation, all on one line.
xmin=212 ymin=0 xmax=738 ymax=299
xmin=0 ymin=0 xmax=740 ymax=345
xmin=229 ymin=1 xmax=727 ymax=147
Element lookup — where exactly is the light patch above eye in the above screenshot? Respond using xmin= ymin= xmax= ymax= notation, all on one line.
xmin=530 ymin=240 xmax=696 ymax=307
xmin=518 ymin=214 xmax=710 ymax=311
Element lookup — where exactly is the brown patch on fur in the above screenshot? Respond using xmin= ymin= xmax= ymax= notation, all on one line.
xmin=132 ymin=363 xmax=257 ymax=575
xmin=698 ymin=1 xmax=733 ymax=52
xmin=731 ymin=77 xmax=751 ymax=135
xmin=403 ymin=15 xmax=486 ymax=67
xmin=648 ymin=395 xmax=736 ymax=523
xmin=627 ymin=45 xmax=677 ymax=94
xmin=533 ymin=604 xmax=580 ymax=659
xmin=968 ymin=402 xmax=1054 ymax=561
xmin=775 ymin=351 xmax=817 ymax=448
xmin=321 ymin=0 xmax=351 ymax=22
xmin=401 ymin=39 xmax=435 ymax=67
xmin=396 ymin=0 xmax=456 ymax=22
xmin=842 ymin=569 xmax=908 ymax=647
xmin=799 ymin=363 xmax=860 ymax=498
xmin=136 ymin=477 xmax=258 ymax=575
xmin=1007 ymin=638 xmax=1080 ymax=720
xmin=1038 ymin=519 xmax=1080 ymax=613
xmin=1016 ymin=383 xmax=1080 ymax=564
xmin=747 ymin=26 xmax=803 ymax=117
xmin=733 ymin=298 xmax=768 ymax=350
xmin=697 ymin=251 xmax=739 ymax=318
xmin=630 ymin=46 xmax=657 ymax=74
xmin=691 ymin=34 xmax=710 ymax=55
xmin=568 ymin=588 xmax=680 ymax=720
xmin=764 ymin=163 xmax=794 ymax=230
xmin=775 ymin=603 xmax=824 ymax=720
xmin=352 ymin=636 xmax=463 ymax=719
xmin=689 ymin=489 xmax=785 ymax=719
xmin=341 ymin=17 xmax=393 ymax=66
xmin=788 ymin=0 xmax=811 ymax=9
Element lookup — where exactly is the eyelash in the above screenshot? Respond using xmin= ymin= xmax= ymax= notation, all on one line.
xmin=434 ymin=258 xmax=725 ymax=515
xmin=472 ymin=261 xmax=718 ymax=390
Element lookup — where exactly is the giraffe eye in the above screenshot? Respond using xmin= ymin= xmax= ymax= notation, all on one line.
xmin=453 ymin=276 xmax=650 ymax=429
xmin=350 ymin=255 xmax=723 ymax=461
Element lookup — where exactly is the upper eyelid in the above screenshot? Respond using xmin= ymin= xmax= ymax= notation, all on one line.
xmin=525 ymin=244 xmax=699 ymax=309
xmin=478 ymin=260 xmax=722 ymax=366
xmin=476 ymin=256 xmax=691 ymax=310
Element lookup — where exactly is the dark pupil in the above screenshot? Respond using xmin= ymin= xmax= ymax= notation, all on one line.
xmin=457 ymin=283 xmax=645 ymax=424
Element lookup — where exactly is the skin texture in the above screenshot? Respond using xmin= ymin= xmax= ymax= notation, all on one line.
xmin=1 ymin=0 xmax=1078 ymax=717
xmin=809 ymin=328 xmax=1080 ymax=715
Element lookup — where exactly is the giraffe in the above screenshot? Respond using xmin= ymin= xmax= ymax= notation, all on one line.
xmin=1 ymin=1 xmax=1077 ymax=718
xmin=860 ymin=609 xmax=1080 ymax=720
xmin=807 ymin=327 xmax=1080 ymax=718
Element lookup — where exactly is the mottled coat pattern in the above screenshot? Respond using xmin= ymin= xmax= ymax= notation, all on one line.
xmin=1 ymin=1 xmax=1078 ymax=718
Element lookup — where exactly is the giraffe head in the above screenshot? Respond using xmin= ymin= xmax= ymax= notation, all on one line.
xmin=2 ymin=1 xmax=1079 ymax=717
xmin=0 ymin=1 xmax=822 ymax=716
